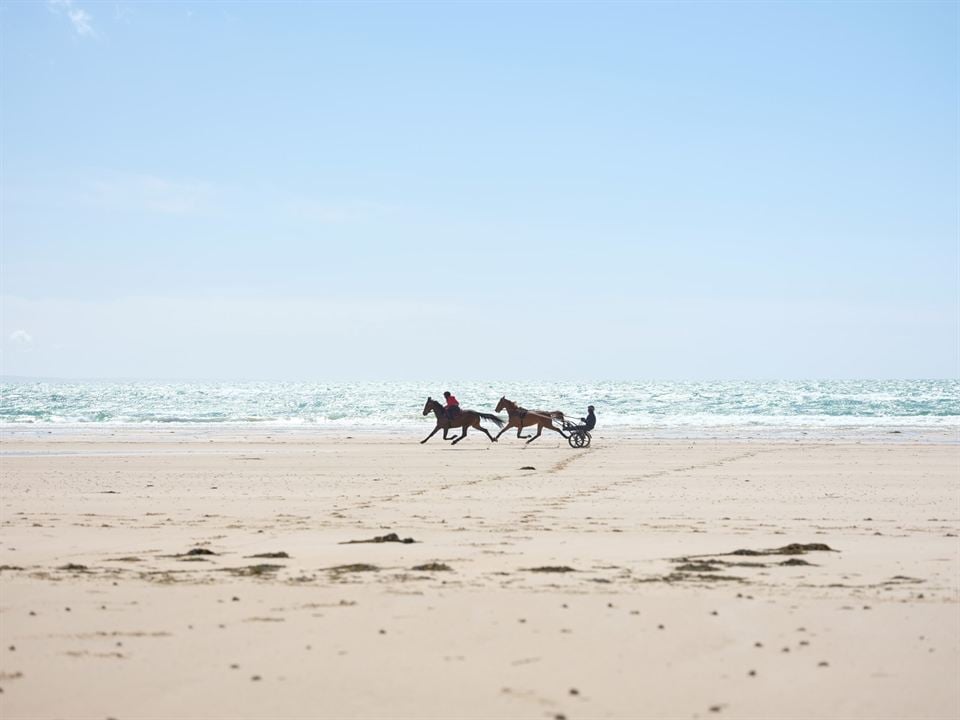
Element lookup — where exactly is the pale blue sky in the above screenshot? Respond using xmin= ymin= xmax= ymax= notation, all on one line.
xmin=1 ymin=1 xmax=956 ymax=380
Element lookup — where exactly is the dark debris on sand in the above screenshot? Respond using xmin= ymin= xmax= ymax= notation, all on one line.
xmin=685 ymin=543 xmax=837 ymax=561
xmin=676 ymin=562 xmax=723 ymax=573
xmin=247 ymin=552 xmax=290 ymax=559
xmin=327 ymin=564 xmax=380 ymax=573
xmin=527 ymin=566 xmax=577 ymax=573
xmin=411 ymin=563 xmax=452 ymax=572
xmin=222 ymin=564 xmax=284 ymax=577
xmin=339 ymin=533 xmax=416 ymax=545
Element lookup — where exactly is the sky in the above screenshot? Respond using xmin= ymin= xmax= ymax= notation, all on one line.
xmin=1 ymin=0 xmax=957 ymax=381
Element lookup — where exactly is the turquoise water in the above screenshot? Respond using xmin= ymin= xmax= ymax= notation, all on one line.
xmin=0 ymin=380 xmax=956 ymax=436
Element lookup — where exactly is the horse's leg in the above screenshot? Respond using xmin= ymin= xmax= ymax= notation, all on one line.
xmin=475 ymin=418 xmax=496 ymax=442
xmin=451 ymin=422 xmax=468 ymax=445
xmin=421 ymin=425 xmax=442 ymax=444
xmin=517 ymin=420 xmax=531 ymax=439
xmin=493 ymin=419 xmax=514 ymax=441
xmin=525 ymin=423 xmax=544 ymax=444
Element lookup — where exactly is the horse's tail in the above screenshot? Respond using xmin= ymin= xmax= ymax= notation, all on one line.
xmin=479 ymin=412 xmax=505 ymax=428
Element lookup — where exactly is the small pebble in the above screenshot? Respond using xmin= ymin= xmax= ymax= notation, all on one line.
xmin=232 ymin=597 xmax=239 ymax=602
xmin=782 ymin=647 xmax=790 ymax=653
xmin=65 ymin=607 xmax=71 ymax=612
xmin=657 ymin=624 xmax=665 ymax=630
xmin=379 ymin=629 xmax=386 ymax=635
xmin=8 ymin=646 xmax=14 ymax=652
xmin=518 ymin=619 xmax=526 ymax=624
xmin=607 ymin=603 xmax=613 ymax=608
xmin=28 ymin=611 xmax=35 ymax=616
xmin=710 ymin=610 xmax=718 ymax=616
xmin=818 ymin=661 xmax=829 ymax=667
xmin=799 ymin=640 xmax=809 ymax=646
xmin=754 ymin=642 xmax=763 ymax=648
xmin=569 ymin=688 xmax=579 ymax=696
xmin=748 ymin=670 xmax=756 ymax=677
xmin=251 ymin=675 xmax=261 ymax=681
xmin=230 ymin=664 xmax=239 ymax=669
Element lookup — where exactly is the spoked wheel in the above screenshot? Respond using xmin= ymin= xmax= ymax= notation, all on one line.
xmin=581 ymin=431 xmax=592 ymax=448
xmin=568 ymin=432 xmax=586 ymax=448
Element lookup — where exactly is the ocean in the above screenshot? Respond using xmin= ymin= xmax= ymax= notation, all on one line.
xmin=0 ymin=380 xmax=956 ymax=441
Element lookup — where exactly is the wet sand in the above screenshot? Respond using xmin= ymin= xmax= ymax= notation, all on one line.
xmin=1 ymin=431 xmax=958 ymax=719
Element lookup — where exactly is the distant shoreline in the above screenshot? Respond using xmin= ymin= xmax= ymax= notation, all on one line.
xmin=1 ymin=422 xmax=956 ymax=445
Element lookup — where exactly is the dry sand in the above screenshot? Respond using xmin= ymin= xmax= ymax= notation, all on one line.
xmin=0 ymin=430 xmax=957 ymax=719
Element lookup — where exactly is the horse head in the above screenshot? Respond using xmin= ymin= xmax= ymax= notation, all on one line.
xmin=495 ymin=396 xmax=510 ymax=413
xmin=423 ymin=397 xmax=437 ymax=416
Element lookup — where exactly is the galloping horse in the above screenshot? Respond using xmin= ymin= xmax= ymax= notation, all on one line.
xmin=493 ymin=397 xmax=566 ymax=444
xmin=421 ymin=397 xmax=505 ymax=445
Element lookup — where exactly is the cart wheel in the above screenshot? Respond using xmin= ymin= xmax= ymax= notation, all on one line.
xmin=582 ymin=432 xmax=592 ymax=448
xmin=571 ymin=432 xmax=586 ymax=448
xmin=567 ymin=433 xmax=578 ymax=448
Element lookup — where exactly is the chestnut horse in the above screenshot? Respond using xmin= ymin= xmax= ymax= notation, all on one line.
xmin=421 ymin=397 xmax=505 ymax=445
xmin=493 ymin=397 xmax=566 ymax=444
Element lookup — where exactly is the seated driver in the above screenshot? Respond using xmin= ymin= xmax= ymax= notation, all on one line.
xmin=578 ymin=405 xmax=596 ymax=432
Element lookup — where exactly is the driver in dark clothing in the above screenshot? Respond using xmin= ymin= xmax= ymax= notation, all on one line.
xmin=580 ymin=405 xmax=596 ymax=431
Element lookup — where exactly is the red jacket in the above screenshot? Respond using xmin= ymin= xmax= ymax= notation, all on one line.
xmin=445 ymin=395 xmax=459 ymax=408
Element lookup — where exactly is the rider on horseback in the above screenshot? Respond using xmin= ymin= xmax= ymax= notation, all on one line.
xmin=443 ymin=391 xmax=460 ymax=420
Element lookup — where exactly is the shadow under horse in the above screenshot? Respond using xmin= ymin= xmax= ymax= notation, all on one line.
xmin=421 ymin=397 xmax=505 ymax=445
xmin=494 ymin=396 xmax=566 ymax=444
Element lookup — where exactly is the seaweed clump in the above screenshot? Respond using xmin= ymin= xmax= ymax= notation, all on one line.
xmin=339 ymin=533 xmax=416 ymax=545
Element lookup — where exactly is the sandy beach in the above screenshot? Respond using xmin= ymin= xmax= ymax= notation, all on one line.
xmin=0 ymin=430 xmax=957 ymax=719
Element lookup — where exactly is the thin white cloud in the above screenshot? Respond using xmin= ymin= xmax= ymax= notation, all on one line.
xmin=83 ymin=173 xmax=217 ymax=216
xmin=48 ymin=0 xmax=95 ymax=37
xmin=9 ymin=329 xmax=34 ymax=351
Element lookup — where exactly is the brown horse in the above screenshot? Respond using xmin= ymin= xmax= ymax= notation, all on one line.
xmin=421 ymin=397 xmax=505 ymax=445
xmin=493 ymin=396 xmax=566 ymax=444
